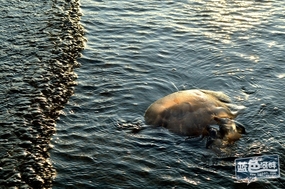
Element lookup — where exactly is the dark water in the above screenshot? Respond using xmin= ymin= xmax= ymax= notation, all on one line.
xmin=0 ymin=0 xmax=84 ymax=188
xmin=1 ymin=0 xmax=284 ymax=188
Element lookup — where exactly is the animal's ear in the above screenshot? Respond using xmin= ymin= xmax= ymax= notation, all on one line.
xmin=235 ymin=122 xmax=246 ymax=134
xmin=213 ymin=116 xmax=228 ymax=125
xmin=213 ymin=116 xmax=221 ymax=122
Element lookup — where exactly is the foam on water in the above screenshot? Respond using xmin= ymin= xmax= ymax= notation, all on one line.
xmin=0 ymin=0 xmax=84 ymax=188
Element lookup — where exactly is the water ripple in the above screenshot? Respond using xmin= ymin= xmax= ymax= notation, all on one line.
xmin=51 ymin=0 xmax=285 ymax=188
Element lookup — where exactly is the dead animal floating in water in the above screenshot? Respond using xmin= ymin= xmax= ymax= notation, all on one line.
xmin=144 ymin=89 xmax=245 ymax=147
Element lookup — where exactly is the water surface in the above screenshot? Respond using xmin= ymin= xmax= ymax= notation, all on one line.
xmin=2 ymin=0 xmax=283 ymax=188
xmin=0 ymin=0 xmax=83 ymax=188
xmin=51 ymin=0 xmax=285 ymax=188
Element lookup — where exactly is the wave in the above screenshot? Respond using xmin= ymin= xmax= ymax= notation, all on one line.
xmin=0 ymin=0 xmax=84 ymax=188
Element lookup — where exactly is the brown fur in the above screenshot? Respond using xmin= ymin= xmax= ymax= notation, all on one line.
xmin=144 ymin=89 xmax=244 ymax=144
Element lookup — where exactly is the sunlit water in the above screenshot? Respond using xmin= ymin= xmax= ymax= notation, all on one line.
xmin=50 ymin=0 xmax=285 ymax=188
xmin=0 ymin=0 xmax=284 ymax=188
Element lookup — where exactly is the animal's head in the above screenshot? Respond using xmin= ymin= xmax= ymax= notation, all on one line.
xmin=215 ymin=117 xmax=245 ymax=142
xmin=206 ymin=117 xmax=245 ymax=148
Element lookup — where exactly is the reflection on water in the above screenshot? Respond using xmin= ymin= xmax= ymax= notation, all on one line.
xmin=194 ymin=0 xmax=273 ymax=66
xmin=199 ymin=0 xmax=271 ymax=42
xmin=50 ymin=0 xmax=284 ymax=188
